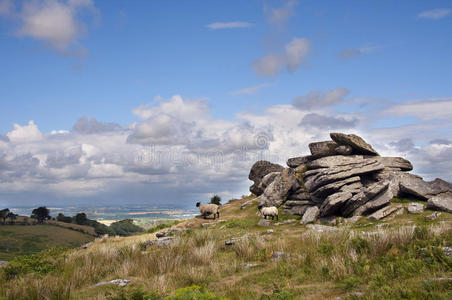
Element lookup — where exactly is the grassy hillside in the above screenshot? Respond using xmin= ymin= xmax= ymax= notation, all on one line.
xmin=1 ymin=196 xmax=452 ymax=299
xmin=0 ymin=224 xmax=94 ymax=261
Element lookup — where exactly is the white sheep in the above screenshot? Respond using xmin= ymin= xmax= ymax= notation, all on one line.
xmin=258 ymin=205 xmax=278 ymax=221
xmin=196 ymin=202 xmax=220 ymax=219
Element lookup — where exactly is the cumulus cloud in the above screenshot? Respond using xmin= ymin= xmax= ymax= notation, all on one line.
xmin=6 ymin=120 xmax=43 ymax=143
xmin=299 ymin=113 xmax=358 ymax=130
xmin=0 ymin=0 xmax=97 ymax=54
xmin=265 ymin=0 xmax=298 ymax=27
xmin=1 ymin=93 xmax=452 ymax=207
xmin=251 ymin=37 xmax=311 ymax=76
xmin=0 ymin=134 xmax=9 ymax=142
xmin=292 ymin=88 xmax=350 ymax=110
xmin=206 ymin=21 xmax=253 ymax=30
xmin=418 ymin=8 xmax=451 ymax=20
xmin=382 ymin=98 xmax=452 ymax=121
xmin=72 ymin=117 xmax=121 ymax=134
xmin=230 ymin=83 xmax=270 ymax=95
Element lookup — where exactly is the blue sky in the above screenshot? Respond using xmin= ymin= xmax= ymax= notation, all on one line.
xmin=0 ymin=0 xmax=451 ymax=207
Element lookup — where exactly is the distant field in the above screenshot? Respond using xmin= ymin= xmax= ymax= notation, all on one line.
xmin=0 ymin=225 xmax=94 ymax=261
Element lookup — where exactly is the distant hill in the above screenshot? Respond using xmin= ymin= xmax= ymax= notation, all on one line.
xmin=0 ymin=224 xmax=94 ymax=261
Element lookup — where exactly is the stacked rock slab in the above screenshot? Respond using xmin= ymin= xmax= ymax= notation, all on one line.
xmin=248 ymin=132 xmax=452 ymax=221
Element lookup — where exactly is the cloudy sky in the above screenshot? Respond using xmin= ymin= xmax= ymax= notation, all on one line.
xmin=0 ymin=0 xmax=451 ymax=208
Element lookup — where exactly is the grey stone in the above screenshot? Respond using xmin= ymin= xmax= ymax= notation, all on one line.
xmin=304 ymin=156 xmax=384 ymax=192
xmin=243 ymin=263 xmax=260 ymax=269
xmin=241 ymin=197 xmax=259 ymax=210
xmin=284 ymin=200 xmax=311 ymax=207
xmin=330 ymin=132 xmax=379 ymax=156
xmin=282 ymin=205 xmax=311 ymax=216
xmin=400 ymin=176 xmax=452 ymax=200
xmin=258 ymin=168 xmax=298 ymax=208
xmin=255 ymin=172 xmax=281 ymax=197
xmin=95 ymin=279 xmax=131 ymax=287
xmin=368 ymin=204 xmax=402 ymax=221
xmin=378 ymin=157 xmax=413 ymax=171
xmin=335 ymin=145 xmax=353 ymax=155
xmin=249 ymin=161 xmax=284 ymax=196
xmin=308 ymin=141 xmax=339 ymax=157
xmin=407 ymin=202 xmax=424 ymax=214
xmin=306 ymin=224 xmax=338 ymax=232
xmin=310 ymin=176 xmax=361 ymax=201
xmin=287 ymin=189 xmax=311 ymax=201
xmin=427 ymin=192 xmax=452 ymax=213
xmin=426 ymin=212 xmax=441 ymax=221
xmin=320 ymin=191 xmax=353 ymax=217
xmin=257 ymin=219 xmax=272 ymax=226
xmin=266 ymin=229 xmax=274 ymax=233
xmin=0 ymin=261 xmax=8 ymax=268
xmin=144 ymin=236 xmax=174 ymax=247
xmin=353 ymin=188 xmax=393 ymax=216
xmin=286 ymin=156 xmax=313 ymax=168
xmin=272 ymin=251 xmax=290 ymax=259
xmin=301 ymin=206 xmax=320 ymax=224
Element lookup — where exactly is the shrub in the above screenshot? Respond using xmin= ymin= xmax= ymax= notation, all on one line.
xmin=166 ymin=285 xmax=226 ymax=300
xmin=210 ymin=195 xmax=221 ymax=206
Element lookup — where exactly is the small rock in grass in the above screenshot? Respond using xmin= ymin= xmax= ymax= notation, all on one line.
xmin=266 ymin=229 xmax=274 ymax=233
xmin=407 ymin=202 xmax=424 ymax=214
xmin=257 ymin=219 xmax=272 ymax=227
xmin=426 ymin=212 xmax=441 ymax=221
xmin=95 ymin=279 xmax=131 ymax=287
xmin=306 ymin=224 xmax=338 ymax=232
xmin=271 ymin=251 xmax=290 ymax=259
xmin=243 ymin=263 xmax=260 ymax=269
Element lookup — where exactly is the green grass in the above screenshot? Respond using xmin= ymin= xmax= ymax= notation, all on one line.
xmin=0 ymin=224 xmax=94 ymax=261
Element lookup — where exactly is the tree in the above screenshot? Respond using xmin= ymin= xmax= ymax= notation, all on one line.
xmin=74 ymin=213 xmax=88 ymax=225
xmin=0 ymin=208 xmax=10 ymax=224
xmin=6 ymin=212 xmax=17 ymax=224
xmin=56 ymin=213 xmax=72 ymax=223
xmin=210 ymin=195 xmax=222 ymax=206
xmin=31 ymin=206 xmax=50 ymax=223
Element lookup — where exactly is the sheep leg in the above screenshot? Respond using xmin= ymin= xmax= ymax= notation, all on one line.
xmin=276 ymin=215 xmax=279 ymax=221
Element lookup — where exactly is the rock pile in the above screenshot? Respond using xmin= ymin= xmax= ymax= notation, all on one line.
xmin=248 ymin=132 xmax=452 ymax=222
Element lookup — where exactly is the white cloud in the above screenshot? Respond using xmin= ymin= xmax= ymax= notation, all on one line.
xmin=206 ymin=21 xmax=253 ymax=30
xmin=251 ymin=37 xmax=311 ymax=76
xmin=0 ymin=0 xmax=97 ymax=54
xmin=418 ymin=8 xmax=451 ymax=20
xmin=230 ymin=83 xmax=270 ymax=95
xmin=265 ymin=0 xmax=298 ymax=27
xmin=383 ymin=98 xmax=452 ymax=121
xmin=7 ymin=120 xmax=43 ymax=143
xmin=1 ymin=93 xmax=452 ymax=206
xmin=292 ymin=87 xmax=350 ymax=109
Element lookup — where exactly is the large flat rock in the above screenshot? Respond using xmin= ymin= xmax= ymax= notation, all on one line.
xmin=320 ymin=191 xmax=353 ymax=216
xmin=309 ymin=141 xmax=339 ymax=157
xmin=427 ymin=192 xmax=452 ymax=213
xmin=304 ymin=157 xmax=384 ymax=192
xmin=400 ymin=176 xmax=452 ymax=200
xmin=353 ymin=188 xmax=393 ymax=216
xmin=330 ymin=132 xmax=379 ymax=156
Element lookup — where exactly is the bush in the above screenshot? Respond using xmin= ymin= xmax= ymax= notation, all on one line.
xmin=210 ymin=195 xmax=221 ymax=206
xmin=0 ymin=247 xmax=66 ymax=280
xmin=166 ymin=285 xmax=226 ymax=300
xmin=109 ymin=219 xmax=144 ymax=236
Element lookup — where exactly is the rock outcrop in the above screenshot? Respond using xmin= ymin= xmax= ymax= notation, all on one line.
xmin=249 ymin=132 xmax=452 ymax=222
